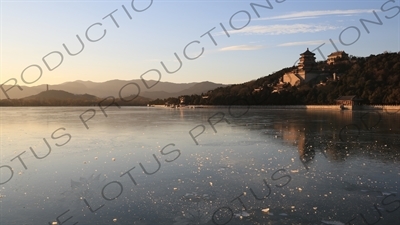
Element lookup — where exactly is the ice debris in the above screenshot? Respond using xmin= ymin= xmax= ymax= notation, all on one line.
xmin=234 ymin=211 xmax=250 ymax=218
xmin=321 ymin=220 xmax=345 ymax=225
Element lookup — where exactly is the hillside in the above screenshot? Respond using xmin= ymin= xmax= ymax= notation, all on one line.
xmin=0 ymin=90 xmax=151 ymax=106
xmin=23 ymin=90 xmax=98 ymax=101
xmin=152 ymin=52 xmax=400 ymax=105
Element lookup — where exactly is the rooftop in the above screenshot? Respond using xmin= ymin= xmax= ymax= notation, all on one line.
xmin=300 ymin=48 xmax=315 ymax=56
xmin=328 ymin=51 xmax=347 ymax=57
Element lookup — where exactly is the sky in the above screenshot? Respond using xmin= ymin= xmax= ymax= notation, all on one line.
xmin=1 ymin=0 xmax=399 ymax=87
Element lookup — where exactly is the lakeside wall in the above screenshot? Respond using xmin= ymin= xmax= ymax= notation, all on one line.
xmin=250 ymin=105 xmax=400 ymax=111
xmin=154 ymin=104 xmax=400 ymax=111
xmin=361 ymin=105 xmax=400 ymax=111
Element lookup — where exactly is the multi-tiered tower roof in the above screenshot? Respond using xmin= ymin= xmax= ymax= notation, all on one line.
xmin=298 ymin=48 xmax=316 ymax=72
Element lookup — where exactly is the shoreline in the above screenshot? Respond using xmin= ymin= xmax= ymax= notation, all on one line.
xmin=152 ymin=104 xmax=400 ymax=111
xmin=1 ymin=105 xmax=399 ymax=112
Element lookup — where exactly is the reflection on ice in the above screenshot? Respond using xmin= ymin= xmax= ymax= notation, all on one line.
xmin=59 ymin=174 xmax=107 ymax=213
xmin=1 ymin=107 xmax=399 ymax=224
xmin=321 ymin=220 xmax=345 ymax=225
xmin=173 ymin=192 xmax=215 ymax=225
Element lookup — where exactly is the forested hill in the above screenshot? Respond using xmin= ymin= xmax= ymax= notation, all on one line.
xmin=0 ymin=90 xmax=151 ymax=106
xmin=153 ymin=52 xmax=400 ymax=105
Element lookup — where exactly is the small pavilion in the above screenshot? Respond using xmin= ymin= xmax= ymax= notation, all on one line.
xmin=336 ymin=95 xmax=363 ymax=109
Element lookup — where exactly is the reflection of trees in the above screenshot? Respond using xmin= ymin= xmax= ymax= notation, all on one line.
xmin=325 ymin=143 xmax=352 ymax=161
xmin=270 ymin=111 xmax=400 ymax=163
xmin=273 ymin=114 xmax=356 ymax=162
xmin=273 ymin=123 xmax=316 ymax=161
xmin=299 ymin=139 xmax=316 ymax=165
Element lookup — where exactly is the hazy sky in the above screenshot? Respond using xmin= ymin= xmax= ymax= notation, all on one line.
xmin=1 ymin=0 xmax=399 ymax=86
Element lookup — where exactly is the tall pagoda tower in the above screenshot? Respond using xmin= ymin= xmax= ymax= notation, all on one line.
xmin=282 ymin=48 xmax=319 ymax=86
xmin=298 ymin=48 xmax=316 ymax=72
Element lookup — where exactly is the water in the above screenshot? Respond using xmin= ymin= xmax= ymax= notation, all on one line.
xmin=1 ymin=107 xmax=399 ymax=225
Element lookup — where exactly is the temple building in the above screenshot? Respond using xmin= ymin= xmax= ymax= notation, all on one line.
xmin=281 ymin=48 xmax=349 ymax=87
xmin=327 ymin=51 xmax=349 ymax=65
xmin=283 ymin=48 xmax=320 ymax=86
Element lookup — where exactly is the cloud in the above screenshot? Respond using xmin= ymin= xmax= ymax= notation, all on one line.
xmin=228 ymin=24 xmax=339 ymax=35
xmin=257 ymin=9 xmax=375 ymax=21
xmin=278 ymin=40 xmax=326 ymax=47
xmin=282 ymin=16 xmax=318 ymax=21
xmin=219 ymin=45 xmax=264 ymax=51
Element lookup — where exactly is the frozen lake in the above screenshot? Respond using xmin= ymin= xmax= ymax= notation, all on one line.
xmin=1 ymin=106 xmax=399 ymax=225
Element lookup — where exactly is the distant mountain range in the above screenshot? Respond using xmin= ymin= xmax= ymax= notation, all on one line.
xmin=0 ymin=80 xmax=227 ymax=100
